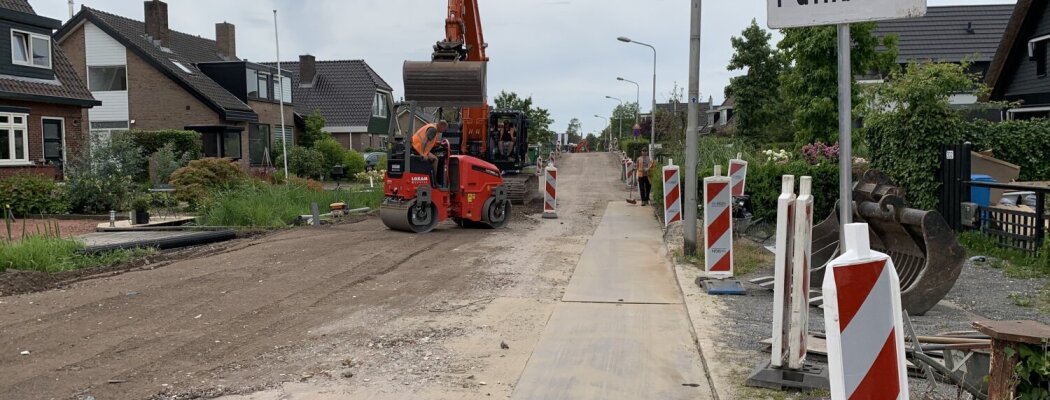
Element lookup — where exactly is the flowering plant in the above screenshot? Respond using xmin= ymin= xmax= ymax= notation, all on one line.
xmin=762 ymin=149 xmax=790 ymax=164
xmin=801 ymin=142 xmax=840 ymax=165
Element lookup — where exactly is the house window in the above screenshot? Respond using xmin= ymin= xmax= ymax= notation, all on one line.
xmin=248 ymin=124 xmax=270 ymax=166
xmin=171 ymin=59 xmax=194 ymax=74
xmin=1029 ymin=35 xmax=1050 ymax=78
xmin=372 ymin=92 xmax=389 ymax=117
xmin=275 ymin=125 xmax=293 ymax=145
xmin=278 ymin=76 xmax=292 ymax=103
xmin=42 ymin=118 xmax=64 ymax=164
xmin=88 ymin=66 xmax=128 ymax=91
xmin=247 ymin=69 xmax=259 ymax=98
xmin=257 ymin=72 xmax=270 ymax=100
xmin=0 ymin=113 xmax=29 ymax=165
xmin=89 ymin=121 xmax=130 ymax=149
xmin=202 ymin=131 xmax=242 ymax=159
xmin=11 ymin=30 xmax=51 ymax=69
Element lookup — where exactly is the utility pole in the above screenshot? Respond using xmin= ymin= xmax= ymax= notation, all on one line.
xmin=837 ymin=24 xmax=853 ymax=231
xmin=684 ymin=0 xmax=701 ymax=255
xmin=274 ymin=10 xmax=288 ymax=180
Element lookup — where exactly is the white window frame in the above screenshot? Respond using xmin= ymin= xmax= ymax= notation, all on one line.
xmin=0 ymin=112 xmax=31 ymax=165
xmin=41 ymin=117 xmax=65 ymax=164
xmin=372 ymin=92 xmax=389 ymax=118
xmin=11 ymin=29 xmax=51 ymax=69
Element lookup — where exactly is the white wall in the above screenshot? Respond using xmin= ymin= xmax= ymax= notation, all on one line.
xmin=85 ymin=22 xmax=129 ymax=125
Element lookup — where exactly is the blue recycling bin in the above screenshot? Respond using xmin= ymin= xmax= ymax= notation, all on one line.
xmin=970 ymin=174 xmax=996 ymax=207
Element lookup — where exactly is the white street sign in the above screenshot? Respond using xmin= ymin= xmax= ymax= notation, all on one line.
xmin=768 ymin=0 xmax=927 ymax=29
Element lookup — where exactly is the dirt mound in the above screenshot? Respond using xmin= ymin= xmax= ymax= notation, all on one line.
xmin=0 ymin=269 xmax=54 ymax=297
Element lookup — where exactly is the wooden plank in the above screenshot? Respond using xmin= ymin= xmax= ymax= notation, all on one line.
xmin=973 ymin=320 xmax=1050 ymax=345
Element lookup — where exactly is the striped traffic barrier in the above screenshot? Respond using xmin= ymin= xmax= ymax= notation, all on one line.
xmin=542 ymin=166 xmax=558 ymax=219
xmin=704 ymin=165 xmax=733 ymax=278
xmin=770 ymin=175 xmax=797 ymax=369
xmin=823 ymin=223 xmax=909 ymax=400
xmin=730 ymin=155 xmax=749 ymax=197
xmin=663 ymin=161 xmax=682 ymax=226
xmin=788 ymin=176 xmax=814 ymax=370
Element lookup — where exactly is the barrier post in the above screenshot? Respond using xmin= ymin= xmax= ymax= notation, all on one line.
xmin=704 ymin=165 xmax=733 ymax=278
xmin=542 ymin=166 xmax=558 ymax=219
xmin=788 ymin=177 xmax=814 ymax=370
xmin=770 ymin=176 xmax=797 ymax=368
xmin=823 ymin=223 xmax=909 ymax=400
xmin=663 ymin=160 xmax=682 ymax=227
xmin=730 ymin=154 xmax=749 ymax=197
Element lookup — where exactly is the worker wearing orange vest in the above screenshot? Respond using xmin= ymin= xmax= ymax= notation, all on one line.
xmin=412 ymin=120 xmax=449 ymax=174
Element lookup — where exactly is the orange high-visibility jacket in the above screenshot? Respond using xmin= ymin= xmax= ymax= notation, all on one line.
xmin=412 ymin=123 xmax=439 ymax=157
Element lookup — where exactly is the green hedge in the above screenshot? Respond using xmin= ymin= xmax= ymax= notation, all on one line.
xmin=121 ymin=130 xmax=202 ymax=158
xmin=963 ymin=119 xmax=1050 ymax=182
xmin=620 ymin=138 xmax=649 ymax=160
xmin=0 ymin=174 xmax=69 ymax=216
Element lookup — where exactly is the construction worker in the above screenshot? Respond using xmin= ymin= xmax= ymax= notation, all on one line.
xmin=412 ymin=120 xmax=448 ymax=176
xmin=636 ymin=148 xmax=653 ymax=206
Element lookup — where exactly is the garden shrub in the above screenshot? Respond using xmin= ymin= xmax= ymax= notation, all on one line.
xmin=344 ymin=150 xmax=366 ymax=176
xmin=65 ymin=135 xmax=146 ymax=213
xmin=313 ymin=137 xmax=346 ymax=176
xmin=121 ymin=129 xmax=202 ymax=159
xmin=963 ymin=119 xmax=1050 ymax=182
xmin=277 ymin=146 xmax=326 ymax=179
xmin=287 ymin=177 xmax=324 ymax=193
xmin=170 ymin=158 xmax=248 ymax=206
xmin=148 ymin=142 xmax=193 ymax=186
xmin=0 ymin=174 xmax=69 ymax=216
xmin=620 ymin=138 xmax=650 ymax=159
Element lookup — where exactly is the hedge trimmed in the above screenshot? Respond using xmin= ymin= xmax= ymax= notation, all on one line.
xmin=121 ymin=130 xmax=202 ymax=158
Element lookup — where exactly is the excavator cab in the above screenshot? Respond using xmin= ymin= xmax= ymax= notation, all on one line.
xmin=488 ymin=110 xmax=530 ymax=173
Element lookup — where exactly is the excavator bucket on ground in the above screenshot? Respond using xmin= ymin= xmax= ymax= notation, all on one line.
xmin=403 ymin=61 xmax=487 ymax=107
xmin=810 ymin=171 xmax=965 ymax=315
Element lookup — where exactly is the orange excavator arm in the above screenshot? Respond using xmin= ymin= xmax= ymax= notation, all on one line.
xmin=444 ymin=0 xmax=488 ymax=63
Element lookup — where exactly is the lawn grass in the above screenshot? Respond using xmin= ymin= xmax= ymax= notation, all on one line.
xmin=958 ymin=231 xmax=1047 ymax=279
xmin=198 ymin=182 xmax=383 ymax=228
xmin=0 ymin=236 xmax=155 ymax=273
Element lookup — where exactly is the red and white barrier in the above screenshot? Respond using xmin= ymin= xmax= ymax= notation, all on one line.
xmin=543 ymin=166 xmax=558 ymax=219
xmin=788 ymin=177 xmax=814 ymax=370
xmin=729 ymin=155 xmax=749 ymax=197
xmin=663 ymin=161 xmax=682 ymax=226
xmin=823 ymin=223 xmax=909 ymax=400
xmin=704 ymin=166 xmax=733 ymax=278
xmin=770 ymin=176 xmax=797 ymax=369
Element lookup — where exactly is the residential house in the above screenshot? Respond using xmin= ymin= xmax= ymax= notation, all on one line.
xmin=874 ymin=4 xmax=1014 ymax=81
xmin=266 ymin=56 xmax=395 ymax=152
xmin=394 ymin=101 xmax=437 ymax=134
xmin=55 ymin=0 xmax=295 ymax=169
xmin=0 ymin=0 xmax=98 ymax=178
xmin=704 ymin=96 xmax=735 ymax=135
xmin=986 ymin=0 xmax=1050 ymax=120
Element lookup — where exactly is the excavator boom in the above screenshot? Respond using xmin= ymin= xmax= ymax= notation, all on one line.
xmin=403 ymin=0 xmax=488 ymax=110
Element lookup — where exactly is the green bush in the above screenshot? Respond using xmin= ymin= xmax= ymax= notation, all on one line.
xmin=121 ymin=129 xmax=202 ymax=158
xmin=0 ymin=236 xmax=153 ymax=273
xmin=198 ymin=180 xmax=383 ymax=228
xmin=148 ymin=142 xmax=193 ymax=186
xmin=741 ymin=160 xmax=839 ymax=222
xmin=277 ymin=146 xmax=326 ymax=179
xmin=65 ymin=135 xmax=146 ymax=213
xmin=170 ymin=158 xmax=249 ymax=206
xmin=620 ymin=138 xmax=649 ymax=160
xmin=313 ymin=137 xmax=346 ymax=175
xmin=344 ymin=150 xmax=366 ymax=176
xmin=0 ymin=174 xmax=69 ymax=216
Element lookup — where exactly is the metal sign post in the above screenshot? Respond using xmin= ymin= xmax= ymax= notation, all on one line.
xmin=837 ymin=24 xmax=853 ymax=229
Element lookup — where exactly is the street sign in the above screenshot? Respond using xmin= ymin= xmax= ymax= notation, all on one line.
xmin=768 ymin=0 xmax=926 ymax=29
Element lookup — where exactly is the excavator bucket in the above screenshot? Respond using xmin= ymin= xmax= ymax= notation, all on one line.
xmin=403 ymin=61 xmax=487 ymax=107
xmin=810 ymin=171 xmax=965 ymax=315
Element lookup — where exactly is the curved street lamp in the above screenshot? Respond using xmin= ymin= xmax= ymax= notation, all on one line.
xmin=616 ymin=77 xmax=641 ymax=121
xmin=605 ymin=96 xmax=624 ymax=145
xmin=617 ymin=36 xmax=657 ymax=154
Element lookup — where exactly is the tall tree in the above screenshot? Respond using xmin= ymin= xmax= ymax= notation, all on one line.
xmin=778 ymin=23 xmax=898 ymax=145
xmin=566 ymin=118 xmax=582 ymax=143
xmin=602 ymin=102 xmax=641 ymax=144
xmin=726 ymin=20 xmax=788 ymax=142
xmin=494 ymin=91 xmax=555 ymax=145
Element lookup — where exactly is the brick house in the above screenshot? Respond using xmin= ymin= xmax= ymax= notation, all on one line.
xmin=54 ymin=0 xmax=295 ymax=169
xmin=265 ymin=56 xmax=395 ymax=152
xmin=0 ymin=0 xmax=98 ymax=179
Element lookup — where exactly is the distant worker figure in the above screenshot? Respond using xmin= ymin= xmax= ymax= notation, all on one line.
xmin=498 ymin=121 xmax=516 ymax=159
xmin=412 ymin=120 xmax=449 ymax=176
xmin=636 ymin=148 xmax=654 ymax=206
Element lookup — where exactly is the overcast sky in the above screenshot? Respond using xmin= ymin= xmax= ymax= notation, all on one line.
xmin=37 ymin=0 xmax=1015 ymax=134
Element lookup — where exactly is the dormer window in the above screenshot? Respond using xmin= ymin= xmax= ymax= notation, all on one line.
xmin=11 ymin=30 xmax=51 ymax=69
xmin=1029 ymin=35 xmax=1050 ymax=78
xmin=372 ymin=92 xmax=389 ymax=118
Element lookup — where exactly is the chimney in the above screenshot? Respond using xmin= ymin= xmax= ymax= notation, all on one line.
xmin=144 ymin=0 xmax=169 ymax=47
xmin=215 ymin=22 xmax=236 ymax=60
xmin=299 ymin=54 xmax=316 ymax=86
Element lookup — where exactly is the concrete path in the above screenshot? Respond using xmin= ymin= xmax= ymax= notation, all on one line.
xmin=512 ymin=201 xmax=713 ymax=400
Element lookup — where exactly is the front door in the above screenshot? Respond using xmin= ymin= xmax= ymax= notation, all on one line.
xmin=42 ymin=118 xmax=63 ymax=166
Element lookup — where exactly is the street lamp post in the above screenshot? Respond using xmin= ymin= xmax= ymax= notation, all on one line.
xmin=618 ymin=36 xmax=657 ymax=155
xmin=605 ymin=96 xmax=624 ymax=146
xmin=617 ymin=77 xmax=641 ymax=122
